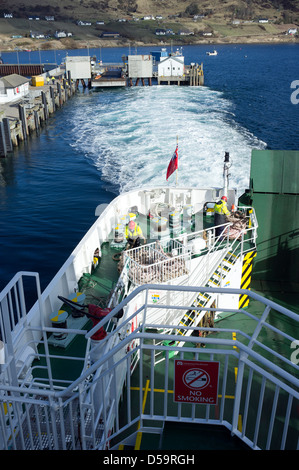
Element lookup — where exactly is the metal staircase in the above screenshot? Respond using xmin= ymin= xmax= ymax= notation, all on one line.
xmin=1 ymin=272 xmax=298 ymax=451
xmin=175 ymin=249 xmax=239 ymax=339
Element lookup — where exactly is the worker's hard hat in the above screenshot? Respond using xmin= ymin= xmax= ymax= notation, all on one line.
xmin=221 ymin=196 xmax=227 ymax=202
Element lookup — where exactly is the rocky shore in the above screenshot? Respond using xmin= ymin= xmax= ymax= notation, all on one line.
xmin=0 ymin=33 xmax=297 ymax=53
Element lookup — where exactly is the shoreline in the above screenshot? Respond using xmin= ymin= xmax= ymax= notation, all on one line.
xmin=0 ymin=33 xmax=298 ymax=53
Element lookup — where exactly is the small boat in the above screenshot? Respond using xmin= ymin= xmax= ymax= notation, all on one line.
xmin=0 ymin=150 xmax=298 ymax=451
xmin=206 ymin=50 xmax=218 ymax=56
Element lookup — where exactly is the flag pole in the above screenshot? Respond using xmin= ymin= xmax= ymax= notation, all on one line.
xmin=176 ymin=135 xmax=178 ymax=186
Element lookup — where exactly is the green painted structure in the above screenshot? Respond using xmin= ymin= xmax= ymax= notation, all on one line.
xmin=240 ymin=150 xmax=299 ymax=284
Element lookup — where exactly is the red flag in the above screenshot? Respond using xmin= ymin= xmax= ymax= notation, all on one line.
xmin=166 ymin=145 xmax=178 ymax=181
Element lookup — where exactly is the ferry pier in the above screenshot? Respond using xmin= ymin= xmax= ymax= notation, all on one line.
xmin=0 ymin=48 xmax=204 ymax=156
xmin=66 ymin=48 xmax=204 ymax=88
xmin=0 ymin=70 xmax=75 ymax=157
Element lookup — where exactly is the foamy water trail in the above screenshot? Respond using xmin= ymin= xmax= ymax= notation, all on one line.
xmin=71 ymin=86 xmax=266 ymax=195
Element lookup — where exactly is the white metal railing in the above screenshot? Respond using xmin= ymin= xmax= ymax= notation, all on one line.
xmin=83 ymin=284 xmax=299 ymax=451
xmin=123 ymin=206 xmax=257 ymax=288
xmin=0 ymin=282 xmax=298 ymax=450
xmin=124 ymin=241 xmax=191 ymax=285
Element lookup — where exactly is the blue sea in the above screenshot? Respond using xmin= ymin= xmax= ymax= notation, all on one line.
xmin=0 ymin=43 xmax=298 ymax=291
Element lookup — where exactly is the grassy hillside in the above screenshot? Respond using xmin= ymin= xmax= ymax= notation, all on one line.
xmin=1 ymin=0 xmax=298 ymax=22
xmin=0 ymin=0 xmax=298 ymax=50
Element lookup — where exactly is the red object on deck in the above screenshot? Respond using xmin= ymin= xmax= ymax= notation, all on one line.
xmin=88 ymin=304 xmax=111 ymax=340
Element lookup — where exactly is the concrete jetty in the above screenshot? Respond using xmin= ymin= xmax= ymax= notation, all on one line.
xmin=0 ymin=75 xmax=76 ymax=157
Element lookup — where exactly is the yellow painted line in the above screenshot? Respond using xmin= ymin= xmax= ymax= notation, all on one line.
xmin=185 ymin=314 xmax=193 ymax=321
xmin=131 ymin=386 xmax=174 ymax=394
xmin=242 ymin=276 xmax=252 ymax=290
xmin=239 ymin=294 xmax=249 ymax=309
xmin=134 ymin=379 xmax=150 ymax=450
xmin=200 ymin=294 xmax=210 ymax=300
xmin=130 ymin=386 xmax=235 ymax=400
xmin=234 ymin=367 xmax=238 ymax=382
xmin=232 ymin=332 xmax=238 ymax=350
xmin=118 ymin=385 xmax=238 ymax=450
xmin=238 ymin=414 xmax=243 ymax=432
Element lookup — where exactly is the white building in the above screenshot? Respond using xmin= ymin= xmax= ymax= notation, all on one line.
xmin=77 ymin=20 xmax=92 ymax=26
xmin=65 ymin=56 xmax=91 ymax=80
xmin=158 ymin=55 xmax=184 ymax=78
xmin=0 ymin=74 xmax=30 ymax=104
xmin=55 ymin=31 xmax=67 ymax=38
xmin=128 ymin=55 xmax=153 ymax=78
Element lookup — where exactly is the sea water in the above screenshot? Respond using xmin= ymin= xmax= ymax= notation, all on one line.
xmin=0 ymin=44 xmax=298 ymax=289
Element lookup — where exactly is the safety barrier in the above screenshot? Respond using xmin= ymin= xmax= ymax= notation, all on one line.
xmin=123 ymin=205 xmax=257 ymax=289
xmin=1 ymin=279 xmax=298 ymax=450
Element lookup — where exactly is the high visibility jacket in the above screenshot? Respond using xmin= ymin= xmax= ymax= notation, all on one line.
xmin=214 ymin=200 xmax=230 ymax=216
xmin=125 ymin=224 xmax=143 ymax=240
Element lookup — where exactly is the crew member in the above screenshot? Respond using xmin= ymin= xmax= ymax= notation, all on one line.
xmin=214 ymin=196 xmax=230 ymax=238
xmin=125 ymin=220 xmax=145 ymax=248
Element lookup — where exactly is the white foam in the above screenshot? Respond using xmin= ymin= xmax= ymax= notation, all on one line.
xmin=71 ymin=86 xmax=266 ymax=195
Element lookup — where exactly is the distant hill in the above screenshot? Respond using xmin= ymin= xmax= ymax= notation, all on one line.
xmin=0 ymin=0 xmax=298 ymax=50
xmin=1 ymin=0 xmax=298 ymax=23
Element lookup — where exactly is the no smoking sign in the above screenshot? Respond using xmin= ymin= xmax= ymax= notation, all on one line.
xmin=174 ymin=360 xmax=219 ymax=404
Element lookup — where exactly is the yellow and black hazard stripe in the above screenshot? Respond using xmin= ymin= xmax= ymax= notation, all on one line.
xmin=239 ymin=250 xmax=257 ymax=309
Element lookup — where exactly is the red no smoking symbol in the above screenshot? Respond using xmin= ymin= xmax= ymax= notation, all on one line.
xmin=182 ymin=368 xmax=210 ymax=390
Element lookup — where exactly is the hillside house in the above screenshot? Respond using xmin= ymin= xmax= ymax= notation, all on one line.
xmin=55 ymin=31 xmax=66 ymax=38
xmin=155 ymin=29 xmax=166 ymax=35
xmin=178 ymin=29 xmax=193 ymax=36
xmin=77 ymin=20 xmax=92 ymax=26
xmin=0 ymin=74 xmax=30 ymax=104
xmin=30 ymin=31 xmax=45 ymax=39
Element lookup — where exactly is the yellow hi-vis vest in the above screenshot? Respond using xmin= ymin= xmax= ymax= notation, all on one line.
xmin=214 ymin=200 xmax=230 ymax=216
xmin=125 ymin=224 xmax=143 ymax=240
